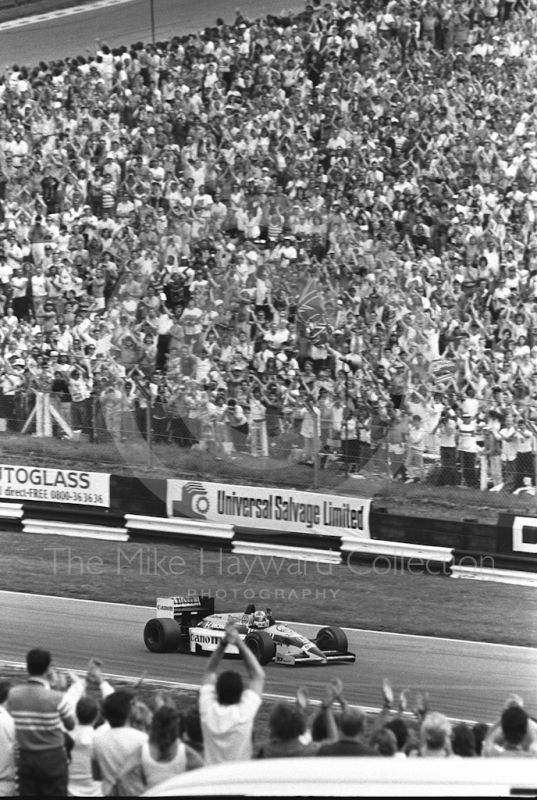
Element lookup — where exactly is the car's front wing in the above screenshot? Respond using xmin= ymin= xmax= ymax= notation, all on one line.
xmin=274 ymin=650 xmax=356 ymax=666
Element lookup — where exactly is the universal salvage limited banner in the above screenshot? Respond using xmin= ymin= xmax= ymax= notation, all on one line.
xmin=167 ymin=479 xmax=371 ymax=539
xmin=0 ymin=465 xmax=110 ymax=507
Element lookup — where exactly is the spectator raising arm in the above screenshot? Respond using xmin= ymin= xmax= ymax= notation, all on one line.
xmin=227 ymin=623 xmax=265 ymax=697
xmin=199 ymin=622 xmax=264 ymax=766
xmin=202 ymin=625 xmax=233 ymax=686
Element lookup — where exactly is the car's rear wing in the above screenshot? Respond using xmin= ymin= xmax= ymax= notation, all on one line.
xmin=156 ymin=595 xmax=215 ymax=621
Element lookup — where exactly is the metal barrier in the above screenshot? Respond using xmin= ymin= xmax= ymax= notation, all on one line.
xmin=124 ymin=514 xmax=234 ymax=542
xmin=232 ymin=539 xmax=342 ymax=565
xmin=341 ymin=536 xmax=453 ymax=565
xmin=23 ymin=518 xmax=128 ymax=541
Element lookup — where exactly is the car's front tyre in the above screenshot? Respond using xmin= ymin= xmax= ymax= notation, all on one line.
xmin=316 ymin=625 xmax=348 ymax=652
xmin=244 ymin=630 xmax=276 ymax=665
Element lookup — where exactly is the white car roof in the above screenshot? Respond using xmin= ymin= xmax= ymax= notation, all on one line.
xmin=142 ymin=757 xmax=537 ymax=797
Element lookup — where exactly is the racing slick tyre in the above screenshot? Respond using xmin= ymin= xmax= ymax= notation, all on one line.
xmin=244 ymin=631 xmax=276 ymax=665
xmin=316 ymin=626 xmax=348 ymax=653
xmin=144 ymin=618 xmax=182 ymax=653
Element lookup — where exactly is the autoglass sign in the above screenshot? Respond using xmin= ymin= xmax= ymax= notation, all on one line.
xmin=0 ymin=464 xmax=110 ymax=507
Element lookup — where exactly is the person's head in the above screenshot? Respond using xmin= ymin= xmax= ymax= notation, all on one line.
xmin=76 ymin=695 xmax=99 ymax=727
xmin=129 ymin=699 xmax=153 ymax=733
xmin=26 ymin=648 xmax=51 ymax=676
xmin=102 ymin=690 xmax=134 ymax=728
xmin=451 ymin=722 xmax=476 ymax=757
xmin=371 ymin=727 xmax=398 ymax=756
xmin=340 ymin=708 xmax=365 ymax=739
xmin=184 ymin=705 xmax=203 ymax=747
xmin=149 ymin=705 xmax=181 ymax=754
xmin=216 ymin=670 xmax=243 ymax=706
xmin=472 ymin=722 xmax=489 ymax=756
xmin=501 ymin=705 xmax=528 ymax=748
xmin=269 ymin=703 xmax=306 ymax=742
xmin=311 ymin=709 xmax=331 ymax=742
xmin=384 ymin=718 xmax=409 ymax=752
xmin=0 ymin=680 xmax=11 ymax=705
xmin=420 ymin=712 xmax=452 ymax=756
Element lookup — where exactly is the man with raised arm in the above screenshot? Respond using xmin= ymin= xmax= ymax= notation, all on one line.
xmin=199 ymin=621 xmax=264 ymax=765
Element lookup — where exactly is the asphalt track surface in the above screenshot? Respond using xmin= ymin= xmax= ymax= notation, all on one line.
xmin=0 ymin=0 xmax=306 ymax=67
xmin=1 ymin=590 xmax=536 ymax=722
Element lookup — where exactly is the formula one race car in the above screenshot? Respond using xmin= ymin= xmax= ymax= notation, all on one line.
xmin=143 ymin=595 xmax=355 ymax=666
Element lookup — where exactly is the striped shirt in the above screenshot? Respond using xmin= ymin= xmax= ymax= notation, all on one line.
xmin=6 ymin=677 xmax=75 ymax=751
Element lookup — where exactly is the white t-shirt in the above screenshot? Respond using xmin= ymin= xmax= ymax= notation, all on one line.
xmin=0 ymin=705 xmax=16 ymax=796
xmin=199 ymin=685 xmax=261 ymax=766
xmin=68 ymin=725 xmax=102 ymax=797
xmin=91 ymin=726 xmax=147 ymax=795
xmin=140 ymin=740 xmax=187 ymax=789
xmin=31 ymin=274 xmax=47 ymax=297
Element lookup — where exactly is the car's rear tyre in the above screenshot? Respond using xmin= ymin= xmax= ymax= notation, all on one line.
xmin=244 ymin=631 xmax=276 ymax=665
xmin=316 ymin=626 xmax=348 ymax=652
xmin=144 ymin=618 xmax=182 ymax=653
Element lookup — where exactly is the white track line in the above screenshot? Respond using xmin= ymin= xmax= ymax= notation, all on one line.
xmin=0 ymin=0 xmax=133 ymax=31
xmin=0 ymin=590 xmax=534 ymax=652
xmin=0 ymin=659 xmax=479 ymax=724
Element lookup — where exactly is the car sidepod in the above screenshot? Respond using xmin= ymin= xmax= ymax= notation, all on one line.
xmin=188 ymin=625 xmax=241 ymax=654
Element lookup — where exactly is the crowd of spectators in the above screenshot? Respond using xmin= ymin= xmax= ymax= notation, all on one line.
xmin=1 ymin=0 xmax=537 ymax=491
xmin=0 ymin=633 xmax=535 ymax=796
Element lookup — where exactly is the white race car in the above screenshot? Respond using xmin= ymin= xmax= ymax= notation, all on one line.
xmin=143 ymin=595 xmax=355 ymax=666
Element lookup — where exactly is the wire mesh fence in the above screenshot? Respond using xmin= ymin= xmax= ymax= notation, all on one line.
xmin=1 ymin=388 xmax=537 ymax=521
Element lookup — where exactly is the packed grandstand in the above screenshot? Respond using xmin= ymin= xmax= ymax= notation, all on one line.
xmin=0 ymin=0 xmax=537 ymax=495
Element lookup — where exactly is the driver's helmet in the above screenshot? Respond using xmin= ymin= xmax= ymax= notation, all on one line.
xmin=252 ymin=610 xmax=269 ymax=629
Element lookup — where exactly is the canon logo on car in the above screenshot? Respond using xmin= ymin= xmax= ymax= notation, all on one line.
xmin=156 ymin=603 xmax=173 ymax=611
xmin=190 ymin=633 xmax=220 ymax=645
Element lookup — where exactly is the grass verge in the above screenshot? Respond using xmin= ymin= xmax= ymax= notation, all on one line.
xmin=1 ymin=531 xmax=536 ymax=647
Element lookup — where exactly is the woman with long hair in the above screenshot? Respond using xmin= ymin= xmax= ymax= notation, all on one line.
xmin=114 ymin=706 xmax=203 ymax=795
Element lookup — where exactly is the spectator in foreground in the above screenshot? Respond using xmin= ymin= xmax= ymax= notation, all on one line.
xmin=65 ymin=659 xmax=115 ymax=797
xmin=309 ymin=680 xmax=345 ymax=748
xmin=451 ymin=722 xmax=477 ymax=757
xmin=482 ymin=696 xmax=537 ymax=757
xmin=112 ymin=705 xmax=204 ymax=795
xmin=199 ymin=621 xmax=264 ymax=766
xmin=6 ymin=648 xmax=75 ymax=796
xmin=370 ymin=727 xmax=398 ymax=757
xmin=68 ymin=696 xmax=102 ymax=797
xmin=183 ymin=705 xmax=204 ymax=759
xmin=91 ymin=690 xmax=147 ymax=795
xmin=418 ymin=712 xmax=453 ymax=758
xmin=0 ymin=681 xmax=15 ymax=798
xmin=317 ymin=708 xmax=378 ymax=757
xmin=368 ymin=679 xmax=410 ymax=757
xmin=472 ymin=722 xmax=490 ymax=757
xmin=257 ymin=703 xmax=319 ymax=759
